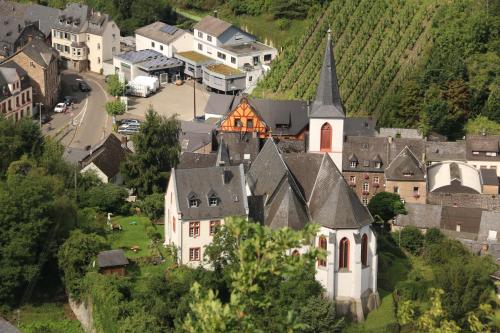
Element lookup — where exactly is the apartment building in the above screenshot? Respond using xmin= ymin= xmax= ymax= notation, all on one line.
xmin=135 ymin=21 xmax=193 ymax=58
xmin=51 ymin=3 xmax=120 ymax=73
xmin=175 ymin=15 xmax=277 ymax=93
xmin=0 ymin=66 xmax=33 ymax=121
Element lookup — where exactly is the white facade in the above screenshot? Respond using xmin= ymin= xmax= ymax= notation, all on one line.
xmin=308 ymin=118 xmax=344 ymax=170
xmin=467 ymin=161 xmax=500 ymax=177
xmin=135 ymin=32 xmax=193 ymax=58
xmin=87 ymin=22 xmax=120 ymax=73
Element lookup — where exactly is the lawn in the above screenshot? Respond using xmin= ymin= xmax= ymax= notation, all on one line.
xmin=108 ymin=215 xmax=163 ymax=258
xmin=15 ymin=302 xmax=84 ymax=333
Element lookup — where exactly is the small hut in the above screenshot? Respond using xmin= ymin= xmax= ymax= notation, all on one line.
xmin=97 ymin=249 xmax=129 ymax=276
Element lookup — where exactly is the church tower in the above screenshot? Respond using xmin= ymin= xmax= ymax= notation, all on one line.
xmin=308 ymin=29 xmax=345 ymax=170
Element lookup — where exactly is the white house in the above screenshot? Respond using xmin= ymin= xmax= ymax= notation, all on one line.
xmin=466 ymin=135 xmax=500 ymax=177
xmin=135 ymin=21 xmax=193 ymax=58
xmin=164 ymin=164 xmax=248 ymax=265
xmin=175 ymin=15 xmax=277 ymax=93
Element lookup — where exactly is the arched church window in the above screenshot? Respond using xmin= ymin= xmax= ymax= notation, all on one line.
xmin=339 ymin=237 xmax=349 ymax=270
xmin=318 ymin=236 xmax=327 ymax=267
xmin=361 ymin=234 xmax=368 ymax=266
xmin=320 ymin=123 xmax=332 ymax=152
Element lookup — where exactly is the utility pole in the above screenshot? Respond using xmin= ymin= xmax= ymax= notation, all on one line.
xmin=37 ymin=103 xmax=43 ymax=127
xmin=193 ymin=78 xmax=196 ymax=119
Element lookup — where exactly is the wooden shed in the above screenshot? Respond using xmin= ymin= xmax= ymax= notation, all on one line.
xmin=97 ymin=249 xmax=129 ymax=276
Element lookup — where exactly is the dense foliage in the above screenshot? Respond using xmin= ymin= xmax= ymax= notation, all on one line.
xmin=368 ymin=192 xmax=406 ymax=222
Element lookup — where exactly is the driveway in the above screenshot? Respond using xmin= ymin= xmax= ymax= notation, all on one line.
xmin=123 ymin=81 xmax=209 ymax=121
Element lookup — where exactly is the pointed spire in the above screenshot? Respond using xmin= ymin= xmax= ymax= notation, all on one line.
xmin=310 ymin=28 xmax=345 ymax=119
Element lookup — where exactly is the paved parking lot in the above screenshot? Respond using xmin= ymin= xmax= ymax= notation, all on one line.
xmin=122 ymin=81 xmax=210 ymax=121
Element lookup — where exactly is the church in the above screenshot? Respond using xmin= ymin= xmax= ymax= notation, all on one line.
xmin=164 ymin=29 xmax=379 ymax=321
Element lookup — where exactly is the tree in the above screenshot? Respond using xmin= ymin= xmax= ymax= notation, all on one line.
xmin=399 ymin=226 xmax=424 ymax=255
xmin=296 ymin=296 xmax=344 ymax=333
xmin=416 ymin=289 xmax=461 ymax=333
xmin=465 ymin=116 xmax=500 ymax=135
xmin=58 ymin=230 xmax=108 ymax=298
xmin=368 ymin=192 xmax=406 ymax=222
xmin=106 ymin=74 xmax=126 ymax=97
xmin=122 ymin=108 xmax=180 ymax=196
xmin=138 ymin=192 xmax=164 ymax=222
xmin=425 ymin=228 xmax=444 ymax=245
xmin=106 ymin=100 xmax=126 ymax=117
xmin=79 ymin=183 xmax=129 ymax=214
xmin=181 ymin=218 xmax=339 ymax=332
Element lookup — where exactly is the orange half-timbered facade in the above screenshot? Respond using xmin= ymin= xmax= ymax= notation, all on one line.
xmin=219 ymin=97 xmax=270 ymax=138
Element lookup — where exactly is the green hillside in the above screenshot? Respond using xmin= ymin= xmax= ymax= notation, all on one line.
xmin=253 ymin=0 xmax=438 ymax=116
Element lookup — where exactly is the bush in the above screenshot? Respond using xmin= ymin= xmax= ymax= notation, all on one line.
xmin=79 ymin=183 xmax=129 ymax=214
xmin=424 ymin=228 xmax=444 ymax=244
xmin=422 ymin=239 xmax=470 ymax=266
xmin=399 ymin=226 xmax=424 ymax=255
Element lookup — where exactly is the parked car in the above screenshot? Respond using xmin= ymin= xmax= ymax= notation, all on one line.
xmin=119 ymin=118 xmax=141 ymax=126
xmin=79 ymin=81 xmax=91 ymax=92
xmin=54 ymin=103 xmax=67 ymax=113
xmin=118 ymin=123 xmax=140 ymax=135
xmin=64 ymin=96 xmax=77 ymax=106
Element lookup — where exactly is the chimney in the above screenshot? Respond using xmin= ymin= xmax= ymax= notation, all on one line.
xmin=222 ymin=168 xmax=232 ymax=184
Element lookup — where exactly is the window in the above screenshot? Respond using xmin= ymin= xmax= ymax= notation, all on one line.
xmin=361 ymin=234 xmax=368 ymax=266
xmin=393 ymin=186 xmax=399 ymax=194
xmin=373 ymin=176 xmax=379 ymax=184
xmin=253 ymin=56 xmax=259 ymax=66
xmin=207 ymin=35 xmax=212 ymax=42
xmin=160 ymin=45 xmax=163 ymax=51
xmin=189 ymin=222 xmax=200 ymax=237
xmin=375 ymin=162 xmax=381 ymax=168
xmin=97 ymin=57 xmax=100 ymax=64
xmin=339 ymin=237 xmax=349 ymax=270
xmin=362 ymin=182 xmax=369 ymax=192
xmin=349 ymin=176 xmax=356 ymax=183
xmin=97 ymin=43 xmax=100 ymax=50
xmin=318 ymin=236 xmax=327 ymax=267
xmin=247 ymin=119 xmax=253 ymax=128
xmin=248 ymin=76 xmax=252 ymax=82
xmin=198 ymin=31 xmax=203 ymax=38
xmin=112 ymin=33 xmax=115 ymax=41
xmin=217 ymin=52 xmax=226 ymax=60
xmin=111 ymin=47 xmax=115 ymax=54
xmin=87 ymin=35 xmax=90 ymax=41
xmin=231 ymin=56 xmax=236 ymax=64
xmin=210 ymin=220 xmax=221 ymax=235
xmin=189 ymin=199 xmax=199 ymax=208
xmin=492 ymin=166 xmax=497 ymax=170
xmin=456 ymin=224 xmax=461 ymax=232
xmin=264 ymin=54 xmax=272 ymax=62
xmin=189 ymin=247 xmax=200 ymax=261
xmin=350 ymin=161 xmax=357 ymax=168
xmin=209 ymin=197 xmax=218 ymax=207
xmin=403 ymin=171 xmax=414 ymax=177
xmin=487 ymin=152 xmax=497 ymax=156
xmin=472 ymin=151 xmax=479 ymax=155
xmin=172 ymin=217 xmax=176 ymax=233
xmin=234 ymin=118 xmax=242 ymax=127
xmin=320 ymin=123 xmax=332 ymax=151
xmin=362 ymin=198 xmax=368 ymax=205
xmin=413 ymin=187 xmax=419 ymax=195
xmin=488 ymin=230 xmax=497 ymax=240
xmin=198 ymin=43 xmax=203 ymax=51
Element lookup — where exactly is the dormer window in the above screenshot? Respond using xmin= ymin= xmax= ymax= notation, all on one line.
xmin=375 ymin=162 xmax=381 ymax=169
xmin=189 ymin=199 xmax=199 ymax=207
xmin=403 ymin=171 xmax=414 ymax=177
xmin=486 ymin=152 xmax=497 ymax=156
xmin=188 ymin=192 xmax=200 ymax=208
xmin=473 ymin=151 xmax=479 ymax=155
xmin=209 ymin=197 xmax=218 ymax=207
xmin=350 ymin=161 xmax=357 ymax=168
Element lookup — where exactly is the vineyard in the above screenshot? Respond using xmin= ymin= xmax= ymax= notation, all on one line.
xmin=253 ymin=0 xmax=440 ymax=117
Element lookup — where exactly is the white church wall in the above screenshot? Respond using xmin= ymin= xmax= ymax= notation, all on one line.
xmin=308 ymin=118 xmax=344 ymax=170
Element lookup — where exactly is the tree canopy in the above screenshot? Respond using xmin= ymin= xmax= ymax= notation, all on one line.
xmin=368 ymin=192 xmax=406 ymax=222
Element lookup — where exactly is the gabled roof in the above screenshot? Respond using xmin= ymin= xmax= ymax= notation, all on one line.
xmin=177 ymin=152 xmax=217 ymax=169
xmin=283 ymin=153 xmax=324 ymax=201
xmin=135 ymin=21 xmax=187 ymax=45
xmin=194 ymin=15 xmax=232 ymax=37
xmin=310 ymin=29 xmax=344 ymax=119
xmin=395 ymin=203 xmax=442 ymax=229
xmin=174 ymin=164 xmax=247 ymax=220
xmin=80 ymin=134 xmax=130 ymax=178
xmin=218 ymin=132 xmax=260 ymax=169
xmin=481 ymin=168 xmax=499 ymax=186
xmin=307 ymin=154 xmax=373 ymax=229
xmin=97 ymin=249 xmax=129 ymax=268
xmin=17 ymin=38 xmax=58 ymax=67
xmin=425 ymin=141 xmax=466 ymax=162
xmin=385 ymin=146 xmax=425 ymax=181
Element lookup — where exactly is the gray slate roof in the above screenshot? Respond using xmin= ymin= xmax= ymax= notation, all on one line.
xmin=466 ymin=135 xmax=500 ymax=161
xmin=80 ymin=134 xmax=130 ymax=178
xmin=343 ymin=136 xmax=388 ymax=172
xmin=135 ymin=21 xmax=187 ymax=45
xmin=194 ymin=15 xmax=232 ymax=37
xmin=481 ymin=168 xmax=499 ymax=186
xmin=0 ymin=67 xmax=18 ymax=85
xmin=378 ymin=128 xmax=423 ymax=139
xmin=174 ymin=164 xmax=247 ymax=221
xmin=179 ymin=120 xmax=216 ymax=153
xmin=0 ymin=317 xmax=21 ymax=333
xmin=425 ymin=141 xmax=466 ymax=162
xmin=218 ymin=132 xmax=260 ymax=168
xmin=441 ymin=206 xmax=484 ymax=234
xmin=178 ymin=152 xmax=217 ymax=169
xmin=478 ymin=211 xmax=500 ymax=242
xmin=344 ymin=117 xmax=377 ymax=136
xmin=309 ymin=30 xmax=344 ymax=119
xmin=395 ymin=203 xmax=442 ymax=229
xmin=385 ymin=146 xmax=425 ymax=181
xmin=13 ymin=38 xmax=58 ymax=68
xmin=97 ymin=249 xmax=129 ymax=268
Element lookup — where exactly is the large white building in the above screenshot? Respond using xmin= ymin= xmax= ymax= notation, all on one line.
xmin=175 ymin=15 xmax=277 ymax=93
xmin=135 ymin=21 xmax=193 ymax=58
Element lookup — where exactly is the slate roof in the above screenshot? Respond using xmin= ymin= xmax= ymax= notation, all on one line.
xmin=80 ymin=134 xmax=130 ymax=178
xmin=97 ymin=249 xmax=129 ymax=268
xmin=194 ymin=15 xmax=232 ymax=37
xmin=135 ymin=21 xmax=187 ymax=45
xmin=481 ymin=168 xmax=499 ymax=186
xmin=24 ymin=3 xmax=61 ymax=36
xmin=466 ymin=135 xmax=500 ymax=161
xmin=14 ymin=38 xmax=58 ymax=68
xmin=179 ymin=120 xmax=216 ymax=153
xmin=395 ymin=203 xmax=442 ymax=229
xmin=174 ymin=164 xmax=247 ymax=220
xmin=248 ymin=139 xmax=373 ymax=230
xmin=385 ymin=146 xmax=426 ymax=181
xmin=310 ymin=29 xmax=344 ymax=119
xmin=344 ymin=117 xmax=377 ymax=136
xmin=342 ymin=136 xmax=388 ymax=172
xmin=425 ymin=141 xmax=466 ymax=162
xmin=0 ymin=67 xmax=19 ymax=85
xmin=0 ymin=317 xmax=21 ymax=333
xmin=478 ymin=211 xmax=500 ymax=242
xmin=378 ymin=128 xmax=423 ymax=139
xmin=440 ymin=206 xmax=484 ymax=234
xmin=177 ymin=152 xmax=217 ymax=169
xmin=218 ymin=132 xmax=260 ymax=168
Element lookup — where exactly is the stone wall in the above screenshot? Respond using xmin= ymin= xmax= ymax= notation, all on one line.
xmin=427 ymin=192 xmax=500 ymax=210
xmin=69 ymin=297 xmax=96 ymax=333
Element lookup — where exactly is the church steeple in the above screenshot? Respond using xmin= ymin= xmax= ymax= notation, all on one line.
xmin=310 ymin=28 xmax=345 ymax=118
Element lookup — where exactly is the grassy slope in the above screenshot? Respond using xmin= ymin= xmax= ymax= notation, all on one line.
xmin=254 ymin=0 xmax=440 ymax=117
xmin=16 ymin=303 xmax=84 ymax=333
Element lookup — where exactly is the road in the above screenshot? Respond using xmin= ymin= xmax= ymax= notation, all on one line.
xmin=43 ymin=71 xmax=111 ymax=149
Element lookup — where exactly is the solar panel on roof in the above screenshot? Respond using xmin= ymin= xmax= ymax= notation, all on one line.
xmin=160 ymin=24 xmax=178 ymax=35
